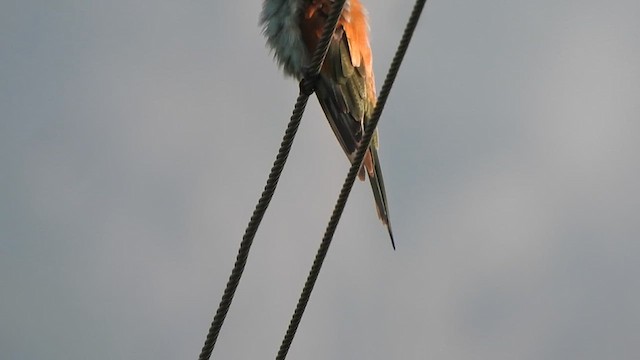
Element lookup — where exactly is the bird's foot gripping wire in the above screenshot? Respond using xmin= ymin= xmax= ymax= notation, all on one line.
xmin=299 ymin=67 xmax=319 ymax=96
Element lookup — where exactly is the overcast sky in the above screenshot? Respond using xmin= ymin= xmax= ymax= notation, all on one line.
xmin=2 ymin=1 xmax=639 ymax=359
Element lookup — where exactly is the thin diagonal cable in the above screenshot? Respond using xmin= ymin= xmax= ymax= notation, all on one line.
xmin=197 ymin=1 xmax=348 ymax=359
xmin=275 ymin=1 xmax=428 ymax=358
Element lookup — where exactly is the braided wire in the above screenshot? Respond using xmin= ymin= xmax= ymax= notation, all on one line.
xmin=197 ymin=1 xmax=347 ymax=359
xmin=275 ymin=0 xmax=429 ymax=358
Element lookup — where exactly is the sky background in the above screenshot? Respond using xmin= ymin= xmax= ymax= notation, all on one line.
xmin=2 ymin=0 xmax=639 ymax=359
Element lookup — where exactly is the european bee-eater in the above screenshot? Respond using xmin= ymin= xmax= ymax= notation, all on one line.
xmin=261 ymin=0 xmax=395 ymax=249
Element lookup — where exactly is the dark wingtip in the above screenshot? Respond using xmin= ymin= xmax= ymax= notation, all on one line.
xmin=387 ymin=223 xmax=396 ymax=251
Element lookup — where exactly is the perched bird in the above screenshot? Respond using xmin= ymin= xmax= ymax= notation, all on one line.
xmin=261 ymin=0 xmax=395 ymax=249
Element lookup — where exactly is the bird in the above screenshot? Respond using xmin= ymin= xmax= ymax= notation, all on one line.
xmin=261 ymin=0 xmax=395 ymax=249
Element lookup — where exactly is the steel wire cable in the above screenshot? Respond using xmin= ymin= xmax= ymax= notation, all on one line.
xmin=275 ymin=0 xmax=429 ymax=358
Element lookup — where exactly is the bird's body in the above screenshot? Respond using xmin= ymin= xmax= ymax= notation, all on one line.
xmin=261 ymin=0 xmax=395 ymax=248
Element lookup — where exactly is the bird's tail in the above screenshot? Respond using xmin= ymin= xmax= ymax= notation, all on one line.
xmin=364 ymin=146 xmax=395 ymax=250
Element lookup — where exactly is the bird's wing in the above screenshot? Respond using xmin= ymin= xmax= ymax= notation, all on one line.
xmin=316 ymin=32 xmax=394 ymax=244
xmin=300 ymin=0 xmax=376 ymax=162
xmin=315 ymin=32 xmax=372 ymax=162
xmin=300 ymin=1 xmax=394 ymax=246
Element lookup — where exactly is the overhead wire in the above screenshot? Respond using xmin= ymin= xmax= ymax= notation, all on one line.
xmin=196 ymin=1 xmax=348 ymax=359
xmin=275 ymin=0 xmax=429 ymax=358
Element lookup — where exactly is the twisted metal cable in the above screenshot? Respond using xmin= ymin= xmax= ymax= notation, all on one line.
xmin=275 ymin=0 xmax=429 ymax=358
xmin=196 ymin=1 xmax=348 ymax=359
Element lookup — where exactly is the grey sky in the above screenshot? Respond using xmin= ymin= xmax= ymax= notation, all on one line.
xmin=1 ymin=1 xmax=639 ymax=359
